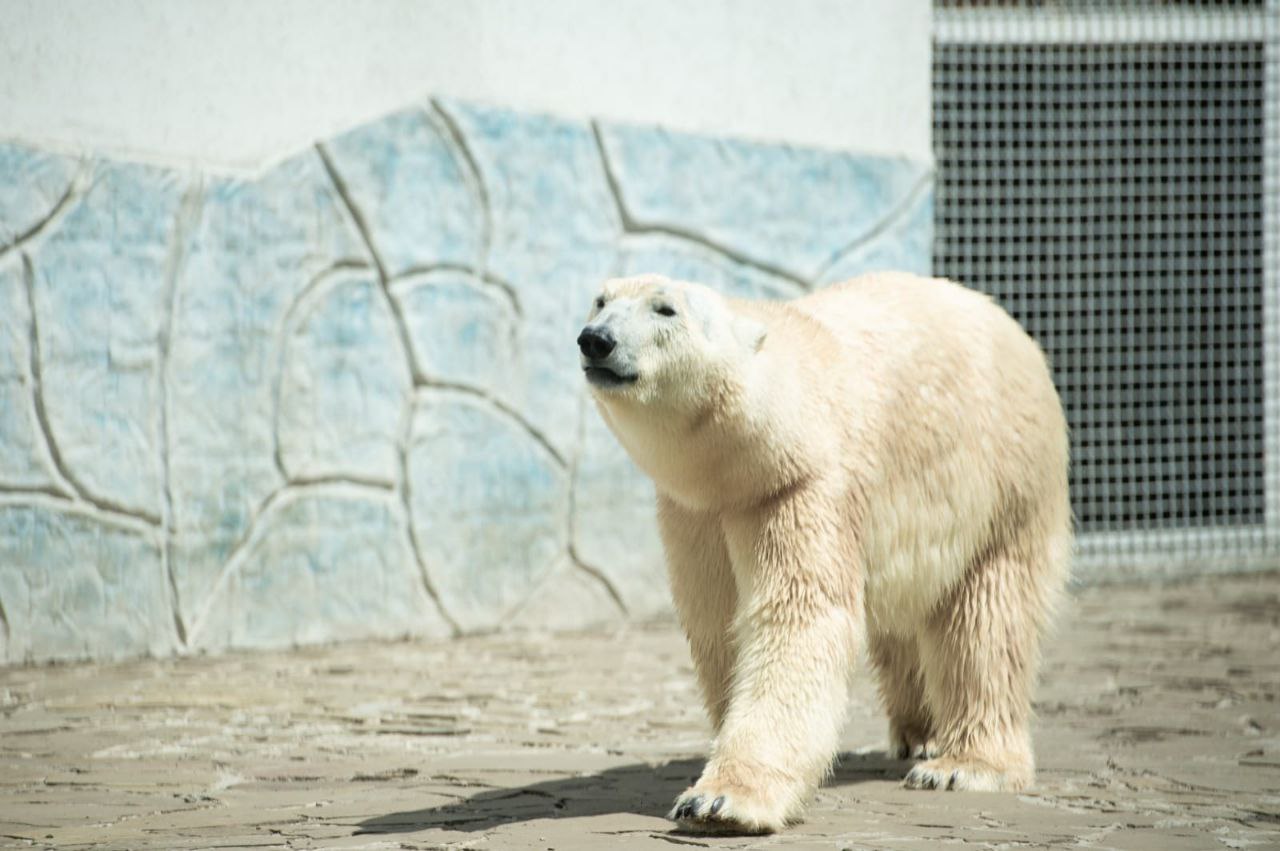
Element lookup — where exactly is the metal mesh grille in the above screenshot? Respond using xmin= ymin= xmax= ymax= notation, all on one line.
xmin=932 ymin=2 xmax=1279 ymax=575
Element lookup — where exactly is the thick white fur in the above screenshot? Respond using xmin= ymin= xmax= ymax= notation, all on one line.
xmin=580 ymin=272 xmax=1071 ymax=834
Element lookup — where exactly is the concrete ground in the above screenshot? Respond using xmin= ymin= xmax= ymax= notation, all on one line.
xmin=1 ymin=573 xmax=1278 ymax=851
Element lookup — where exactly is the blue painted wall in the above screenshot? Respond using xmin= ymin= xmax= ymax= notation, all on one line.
xmin=0 ymin=100 xmax=932 ymax=663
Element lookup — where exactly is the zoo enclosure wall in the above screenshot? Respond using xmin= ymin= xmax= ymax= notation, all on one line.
xmin=0 ymin=0 xmax=1276 ymax=666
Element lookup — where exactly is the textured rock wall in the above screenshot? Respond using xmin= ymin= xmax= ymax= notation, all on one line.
xmin=0 ymin=100 xmax=932 ymax=664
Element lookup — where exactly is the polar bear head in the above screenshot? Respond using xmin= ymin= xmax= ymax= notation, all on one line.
xmin=577 ymin=274 xmax=767 ymax=409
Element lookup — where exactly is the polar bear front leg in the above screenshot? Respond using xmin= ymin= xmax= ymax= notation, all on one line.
xmin=657 ymin=496 xmax=738 ymax=731
xmin=669 ymin=489 xmax=860 ymax=834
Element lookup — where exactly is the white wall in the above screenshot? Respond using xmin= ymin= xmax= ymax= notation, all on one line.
xmin=0 ymin=0 xmax=931 ymax=172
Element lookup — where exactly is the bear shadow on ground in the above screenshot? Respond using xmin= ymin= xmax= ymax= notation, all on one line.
xmin=355 ymin=751 xmax=909 ymax=835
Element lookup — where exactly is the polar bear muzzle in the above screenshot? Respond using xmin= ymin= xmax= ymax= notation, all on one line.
xmin=578 ymin=325 xmax=639 ymax=388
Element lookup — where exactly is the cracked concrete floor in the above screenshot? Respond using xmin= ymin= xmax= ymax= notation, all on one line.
xmin=1 ymin=572 xmax=1278 ymax=851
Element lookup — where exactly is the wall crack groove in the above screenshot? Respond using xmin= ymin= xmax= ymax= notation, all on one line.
xmin=390 ymin=262 xmax=522 ymax=320
xmin=396 ymin=396 xmax=463 ymax=636
xmin=812 ymin=169 xmax=935 ymax=282
xmin=0 ymin=491 xmax=159 ymax=537
xmin=21 ymin=253 xmax=162 ymax=528
xmin=0 ymin=158 xmax=92 ymax=265
xmin=590 ymin=122 xmax=814 ymax=291
xmin=184 ymin=477 xmax=403 ymax=646
xmin=0 ymin=483 xmax=71 ymax=499
xmin=316 ymin=143 xmax=430 ymax=391
xmin=429 ymin=99 xmax=494 ymax=284
xmin=412 ymin=381 xmax=567 ymax=470
xmin=269 ymin=260 xmax=375 ymax=483
xmin=7 ymin=258 xmax=72 ymax=501
xmin=565 ymin=399 xmax=628 ymax=615
xmin=156 ymin=175 xmax=205 ymax=649
xmin=287 ymin=472 xmax=395 ymax=491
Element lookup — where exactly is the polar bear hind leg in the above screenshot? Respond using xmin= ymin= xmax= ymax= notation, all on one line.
xmin=868 ymin=631 xmax=936 ymax=760
xmin=905 ymin=543 xmax=1056 ymax=792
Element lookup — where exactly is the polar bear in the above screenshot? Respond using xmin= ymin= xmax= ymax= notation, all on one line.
xmin=577 ymin=272 xmax=1071 ymax=834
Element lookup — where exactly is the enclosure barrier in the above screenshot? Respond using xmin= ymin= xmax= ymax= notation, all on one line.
xmin=932 ymin=0 xmax=1280 ymax=580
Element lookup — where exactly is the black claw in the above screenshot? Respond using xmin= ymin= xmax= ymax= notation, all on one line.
xmin=923 ymin=774 xmax=938 ymax=790
xmin=683 ymin=796 xmax=703 ymax=818
xmin=709 ymin=796 xmax=725 ymax=816
xmin=947 ymin=771 xmax=958 ymax=790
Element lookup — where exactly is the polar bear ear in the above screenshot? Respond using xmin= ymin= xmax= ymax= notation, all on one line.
xmin=732 ymin=315 xmax=767 ymax=354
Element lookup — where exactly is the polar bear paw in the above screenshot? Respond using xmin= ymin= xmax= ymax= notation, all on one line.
xmin=668 ymin=781 xmax=789 ymax=835
xmin=902 ymin=755 xmax=1030 ymax=792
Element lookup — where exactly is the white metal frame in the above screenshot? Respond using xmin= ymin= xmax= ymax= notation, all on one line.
xmin=1264 ymin=0 xmax=1279 ymax=565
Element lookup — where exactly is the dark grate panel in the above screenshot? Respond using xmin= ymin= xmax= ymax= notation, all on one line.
xmin=933 ymin=40 xmax=1267 ymax=533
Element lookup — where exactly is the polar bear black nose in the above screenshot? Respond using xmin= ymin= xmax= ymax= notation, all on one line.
xmin=577 ymin=326 xmax=616 ymax=360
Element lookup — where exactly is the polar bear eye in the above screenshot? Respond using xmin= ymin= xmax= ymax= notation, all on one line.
xmin=654 ymin=304 xmax=677 ymax=317
xmin=594 ymin=297 xmax=606 ymax=310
